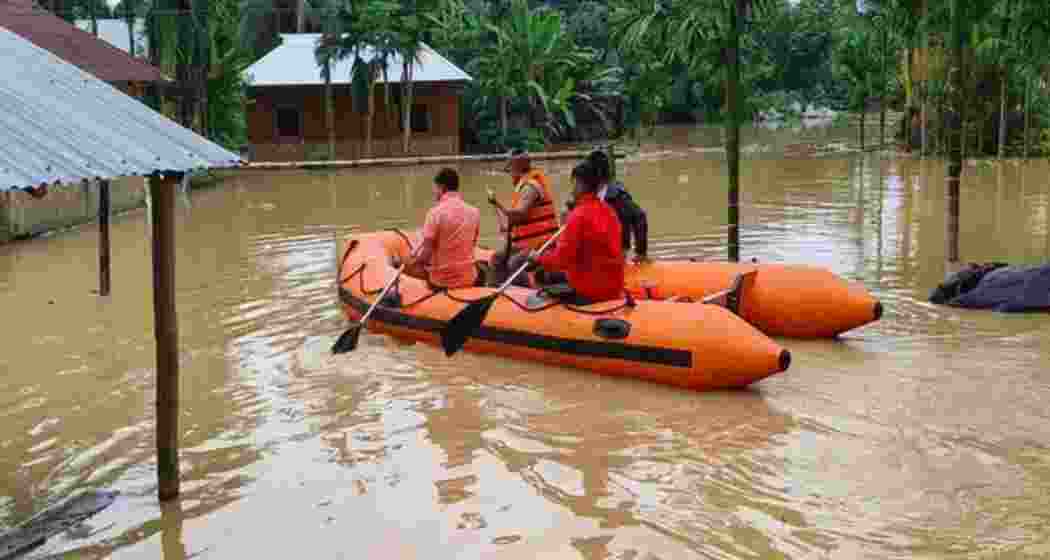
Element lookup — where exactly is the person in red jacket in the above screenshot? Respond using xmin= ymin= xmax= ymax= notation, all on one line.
xmin=523 ymin=160 xmax=625 ymax=304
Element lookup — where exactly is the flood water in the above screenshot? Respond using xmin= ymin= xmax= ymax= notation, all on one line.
xmin=3 ymin=124 xmax=1050 ymax=558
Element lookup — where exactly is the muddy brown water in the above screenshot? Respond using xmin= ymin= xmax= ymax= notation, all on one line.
xmin=3 ymin=126 xmax=1050 ymax=558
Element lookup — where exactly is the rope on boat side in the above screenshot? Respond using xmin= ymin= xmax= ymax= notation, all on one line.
xmin=339 ymin=259 xmax=633 ymax=316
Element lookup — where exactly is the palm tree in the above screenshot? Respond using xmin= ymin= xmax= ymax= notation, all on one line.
xmin=323 ymin=0 xmax=401 ymax=157
xmin=389 ymin=0 xmax=440 ymax=154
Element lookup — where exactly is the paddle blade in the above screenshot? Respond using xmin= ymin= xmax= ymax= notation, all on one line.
xmin=441 ymin=296 xmax=496 ymax=357
xmin=331 ymin=324 xmax=362 ymax=354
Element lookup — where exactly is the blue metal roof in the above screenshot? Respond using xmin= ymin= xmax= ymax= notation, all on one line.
xmin=0 ymin=26 xmax=243 ymax=192
xmin=244 ymin=34 xmax=473 ymax=87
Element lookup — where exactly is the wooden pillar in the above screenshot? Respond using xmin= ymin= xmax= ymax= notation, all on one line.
xmin=726 ymin=0 xmax=744 ymax=263
xmin=150 ymin=172 xmax=181 ymax=501
xmin=880 ymin=25 xmax=887 ymax=147
xmin=98 ymin=180 xmax=111 ymax=296
xmin=946 ymin=0 xmax=964 ymax=266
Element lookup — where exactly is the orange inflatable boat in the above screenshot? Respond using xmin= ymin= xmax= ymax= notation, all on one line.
xmin=463 ymin=242 xmax=880 ymax=338
xmin=621 ymin=261 xmax=882 ymax=338
xmin=337 ymin=230 xmax=791 ymax=391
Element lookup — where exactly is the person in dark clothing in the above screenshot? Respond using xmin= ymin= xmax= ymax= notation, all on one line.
xmin=564 ymin=150 xmax=649 ymax=263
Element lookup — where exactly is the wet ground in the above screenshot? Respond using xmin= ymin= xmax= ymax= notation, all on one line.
xmin=3 ymin=124 xmax=1050 ymax=558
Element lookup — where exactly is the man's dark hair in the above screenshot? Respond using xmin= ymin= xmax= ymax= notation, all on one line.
xmin=586 ymin=150 xmax=611 ymax=181
xmin=571 ymin=161 xmax=601 ymax=192
xmin=435 ymin=167 xmax=459 ymax=190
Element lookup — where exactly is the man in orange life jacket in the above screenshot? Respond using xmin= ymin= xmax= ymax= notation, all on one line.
xmin=486 ymin=149 xmax=561 ymax=286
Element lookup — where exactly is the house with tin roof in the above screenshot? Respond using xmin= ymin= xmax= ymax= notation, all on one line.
xmin=243 ymin=33 xmax=472 ymax=162
xmin=0 ymin=0 xmax=163 ymax=97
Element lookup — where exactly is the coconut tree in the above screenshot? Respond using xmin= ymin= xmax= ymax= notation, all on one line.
xmin=388 ymin=0 xmax=442 ymax=154
xmin=323 ymin=0 xmax=401 ymax=157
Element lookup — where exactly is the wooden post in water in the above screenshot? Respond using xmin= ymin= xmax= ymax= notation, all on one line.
xmin=946 ymin=0 xmax=965 ymax=266
xmin=880 ymin=25 xmax=887 ymax=148
xmin=150 ymin=172 xmax=181 ymax=501
xmin=726 ymin=0 xmax=744 ymax=262
xmin=98 ymin=180 xmax=111 ymax=296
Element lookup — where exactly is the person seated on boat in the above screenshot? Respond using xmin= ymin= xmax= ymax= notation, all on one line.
xmin=486 ymin=148 xmax=560 ymax=286
xmin=562 ymin=150 xmax=649 ymax=264
xmin=517 ymin=160 xmax=625 ymax=305
xmin=397 ymin=168 xmax=484 ymax=291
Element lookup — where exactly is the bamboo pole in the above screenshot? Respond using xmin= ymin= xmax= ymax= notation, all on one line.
xmin=98 ymin=180 xmax=111 ymax=296
xmin=1024 ymin=76 xmax=1031 ymax=158
xmin=150 ymin=173 xmax=181 ymax=502
xmin=726 ymin=0 xmax=744 ymax=262
xmin=880 ymin=25 xmax=887 ymax=147
xmin=946 ymin=0 xmax=964 ymax=266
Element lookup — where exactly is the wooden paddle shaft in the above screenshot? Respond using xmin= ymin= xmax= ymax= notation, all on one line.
xmin=361 ymin=244 xmax=420 ymax=325
xmin=495 ymin=225 xmax=567 ymax=293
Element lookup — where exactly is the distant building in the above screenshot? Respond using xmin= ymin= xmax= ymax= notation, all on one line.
xmin=0 ymin=0 xmax=162 ymax=97
xmin=73 ymin=18 xmax=148 ymax=59
xmin=243 ymin=34 xmax=472 ymax=162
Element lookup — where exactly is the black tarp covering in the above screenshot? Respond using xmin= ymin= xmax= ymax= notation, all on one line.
xmin=930 ymin=263 xmax=1050 ymax=312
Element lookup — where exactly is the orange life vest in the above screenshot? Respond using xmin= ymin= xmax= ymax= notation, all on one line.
xmin=509 ymin=169 xmax=559 ymax=250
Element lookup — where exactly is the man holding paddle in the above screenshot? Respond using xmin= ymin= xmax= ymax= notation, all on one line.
xmin=440 ymin=160 xmax=623 ymax=356
xmin=522 ymin=160 xmax=625 ymax=305
xmin=486 ymin=149 xmax=560 ymax=286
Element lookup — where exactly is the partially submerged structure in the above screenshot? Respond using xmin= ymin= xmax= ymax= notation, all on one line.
xmin=243 ymin=34 xmax=472 ymax=162
xmin=0 ymin=25 xmax=242 ymax=503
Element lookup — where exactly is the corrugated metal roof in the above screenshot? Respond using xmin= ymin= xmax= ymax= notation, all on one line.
xmin=244 ymin=33 xmax=472 ymax=87
xmin=73 ymin=18 xmax=148 ymax=58
xmin=0 ymin=27 xmax=243 ymax=192
xmin=0 ymin=1 xmax=163 ymax=83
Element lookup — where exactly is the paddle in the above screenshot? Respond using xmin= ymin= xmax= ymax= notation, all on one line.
xmin=487 ymin=188 xmax=513 ymax=283
xmin=332 ymin=253 xmax=413 ymax=354
xmin=441 ymin=224 xmax=567 ymax=357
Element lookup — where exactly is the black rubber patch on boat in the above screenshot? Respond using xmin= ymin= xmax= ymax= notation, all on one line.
xmin=340 ymin=289 xmax=691 ymax=368
xmin=593 ymin=318 xmax=631 ymax=340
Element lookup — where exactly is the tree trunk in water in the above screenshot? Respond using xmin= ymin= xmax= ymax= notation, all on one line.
xmin=325 ymin=60 xmax=335 ymax=160
xmin=1024 ymin=76 xmax=1031 ymax=158
xmin=726 ymin=0 xmax=743 ymax=262
xmin=402 ymin=59 xmax=414 ymax=154
xmin=880 ymin=26 xmax=887 ymax=147
xmin=859 ymin=76 xmax=867 ymax=151
xmin=946 ymin=0 xmax=965 ymax=266
xmin=998 ymin=2 xmax=1009 ymax=159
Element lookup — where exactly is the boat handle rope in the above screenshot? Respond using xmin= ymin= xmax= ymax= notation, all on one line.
xmin=339 ymin=258 xmax=633 ymax=316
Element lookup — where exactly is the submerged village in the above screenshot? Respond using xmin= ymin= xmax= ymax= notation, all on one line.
xmin=3 ymin=0 xmax=1050 ymax=557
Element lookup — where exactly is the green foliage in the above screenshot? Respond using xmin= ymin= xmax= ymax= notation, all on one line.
xmin=208 ymin=0 xmax=252 ymax=149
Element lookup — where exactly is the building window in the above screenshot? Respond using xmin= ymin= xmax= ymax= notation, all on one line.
xmin=402 ymin=104 xmax=430 ymax=133
xmin=275 ymin=106 xmax=302 ymax=141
